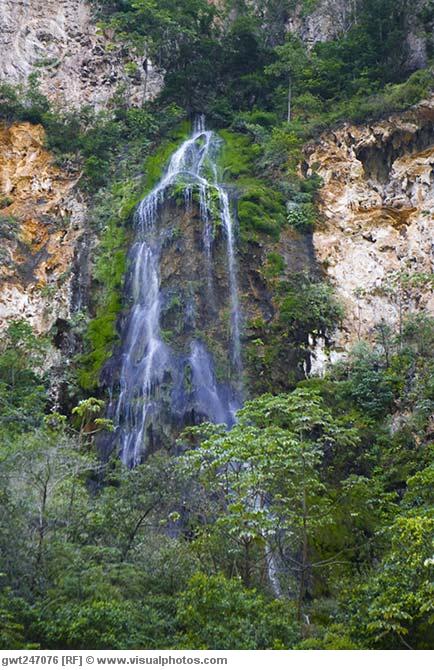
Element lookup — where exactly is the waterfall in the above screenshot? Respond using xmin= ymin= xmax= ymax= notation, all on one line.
xmin=109 ymin=118 xmax=242 ymax=466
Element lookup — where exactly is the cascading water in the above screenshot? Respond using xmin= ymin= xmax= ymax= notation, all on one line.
xmin=107 ymin=117 xmax=243 ymax=466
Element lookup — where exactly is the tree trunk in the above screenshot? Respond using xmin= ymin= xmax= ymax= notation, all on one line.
xmin=243 ymin=540 xmax=251 ymax=588
xmin=287 ymin=74 xmax=292 ymax=123
xmin=32 ymin=479 xmax=48 ymax=591
xmin=297 ymin=460 xmax=309 ymax=623
xmin=143 ymin=54 xmax=149 ymax=104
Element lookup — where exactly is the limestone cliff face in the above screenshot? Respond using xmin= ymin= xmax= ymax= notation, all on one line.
xmin=288 ymin=0 xmax=429 ymax=70
xmin=288 ymin=0 xmax=352 ymax=46
xmin=0 ymin=0 xmax=162 ymax=110
xmin=304 ymin=97 xmax=434 ymax=355
xmin=0 ymin=122 xmax=87 ymax=334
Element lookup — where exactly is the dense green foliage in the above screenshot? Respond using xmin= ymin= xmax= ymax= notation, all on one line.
xmin=0 ymin=312 xmax=433 ymax=649
xmin=245 ymin=272 xmax=344 ymax=393
xmin=217 ymin=129 xmax=287 ymax=240
xmin=0 ymin=321 xmax=49 ymax=434
xmin=1 ymin=0 xmax=434 ymax=652
xmin=91 ymin=0 xmax=434 ymax=125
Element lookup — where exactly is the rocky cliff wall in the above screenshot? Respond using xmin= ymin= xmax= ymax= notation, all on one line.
xmin=304 ymin=97 xmax=434 ymax=357
xmin=0 ymin=122 xmax=87 ymax=335
xmin=0 ymin=0 xmax=162 ymax=109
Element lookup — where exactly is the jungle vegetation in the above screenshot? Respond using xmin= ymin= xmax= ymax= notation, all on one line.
xmin=0 ymin=0 xmax=433 ymax=650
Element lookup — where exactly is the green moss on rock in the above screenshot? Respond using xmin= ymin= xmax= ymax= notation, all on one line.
xmin=217 ymin=130 xmax=287 ymax=242
xmin=77 ymin=182 xmax=137 ymax=390
xmin=142 ymin=121 xmax=191 ymax=194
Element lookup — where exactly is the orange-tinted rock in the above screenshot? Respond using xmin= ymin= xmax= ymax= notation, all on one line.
xmin=0 ymin=122 xmax=86 ymax=333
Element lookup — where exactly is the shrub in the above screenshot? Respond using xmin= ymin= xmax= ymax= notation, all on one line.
xmin=176 ymin=573 xmax=299 ymax=650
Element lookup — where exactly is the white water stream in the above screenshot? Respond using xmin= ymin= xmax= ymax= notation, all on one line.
xmin=111 ymin=118 xmax=242 ymax=466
